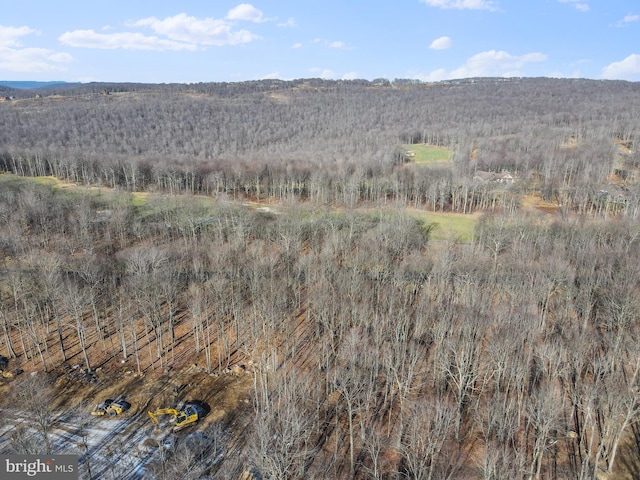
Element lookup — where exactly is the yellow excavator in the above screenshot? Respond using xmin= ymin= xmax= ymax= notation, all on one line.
xmin=148 ymin=402 xmax=205 ymax=432
xmin=91 ymin=397 xmax=131 ymax=416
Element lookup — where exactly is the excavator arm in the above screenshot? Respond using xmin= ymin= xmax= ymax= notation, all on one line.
xmin=148 ymin=405 xmax=201 ymax=431
xmin=148 ymin=408 xmax=180 ymax=424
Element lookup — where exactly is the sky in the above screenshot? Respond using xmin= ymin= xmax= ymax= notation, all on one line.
xmin=0 ymin=0 xmax=639 ymax=84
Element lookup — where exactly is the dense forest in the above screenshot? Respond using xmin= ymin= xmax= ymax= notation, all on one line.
xmin=1 ymin=77 xmax=640 ymax=479
xmin=2 ymin=77 xmax=640 ymax=214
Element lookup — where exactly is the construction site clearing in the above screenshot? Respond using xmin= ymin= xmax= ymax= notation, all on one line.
xmin=0 ymin=360 xmax=254 ymax=479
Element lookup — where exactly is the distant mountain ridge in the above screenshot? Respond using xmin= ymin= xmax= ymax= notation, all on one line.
xmin=0 ymin=81 xmax=77 ymax=89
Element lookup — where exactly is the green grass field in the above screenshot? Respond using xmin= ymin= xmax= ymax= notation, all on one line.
xmin=410 ymin=210 xmax=479 ymax=242
xmin=0 ymin=174 xmax=150 ymax=211
xmin=403 ymin=144 xmax=450 ymax=165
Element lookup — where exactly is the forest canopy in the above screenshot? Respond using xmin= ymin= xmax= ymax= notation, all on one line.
xmin=1 ymin=77 xmax=640 ymax=479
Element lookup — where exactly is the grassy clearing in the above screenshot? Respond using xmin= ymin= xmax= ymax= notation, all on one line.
xmin=2 ymin=173 xmax=479 ymax=242
xmin=409 ymin=209 xmax=479 ymax=242
xmin=0 ymin=173 xmax=67 ymax=189
xmin=403 ymin=144 xmax=450 ymax=165
xmin=0 ymin=173 xmax=41 ymax=185
xmin=0 ymin=174 xmax=152 ymax=212
xmin=354 ymin=205 xmax=479 ymax=242
xmin=32 ymin=176 xmax=61 ymax=187
xmin=130 ymin=192 xmax=149 ymax=208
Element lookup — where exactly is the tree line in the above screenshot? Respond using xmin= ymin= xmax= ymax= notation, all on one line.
xmin=1 ymin=78 xmax=640 ymax=218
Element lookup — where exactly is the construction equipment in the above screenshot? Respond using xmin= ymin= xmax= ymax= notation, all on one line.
xmin=148 ymin=402 xmax=206 ymax=432
xmin=91 ymin=397 xmax=131 ymax=416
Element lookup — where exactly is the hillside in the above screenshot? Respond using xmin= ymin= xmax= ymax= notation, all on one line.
xmin=0 ymin=81 xmax=76 ymax=90
xmin=1 ymin=78 xmax=640 ymax=479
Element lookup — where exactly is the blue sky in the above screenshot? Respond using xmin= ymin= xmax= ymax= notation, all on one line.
xmin=1 ymin=0 xmax=639 ymax=83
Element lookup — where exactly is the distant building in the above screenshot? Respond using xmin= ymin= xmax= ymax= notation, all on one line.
xmin=473 ymin=170 xmax=517 ymax=184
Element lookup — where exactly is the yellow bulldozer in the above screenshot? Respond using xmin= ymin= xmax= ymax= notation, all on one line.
xmin=91 ymin=397 xmax=131 ymax=416
xmin=148 ymin=402 xmax=206 ymax=432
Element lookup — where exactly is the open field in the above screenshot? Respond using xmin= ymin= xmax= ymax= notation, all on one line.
xmin=402 ymin=144 xmax=451 ymax=166
xmin=407 ymin=209 xmax=480 ymax=242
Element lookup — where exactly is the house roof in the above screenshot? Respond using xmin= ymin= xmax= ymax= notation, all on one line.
xmin=473 ymin=170 xmax=517 ymax=182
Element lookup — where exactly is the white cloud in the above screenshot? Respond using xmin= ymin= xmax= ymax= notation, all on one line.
xmin=309 ymin=67 xmax=335 ymax=79
xmin=59 ymin=30 xmax=197 ymax=51
xmin=261 ymin=72 xmax=280 ymax=79
xmin=601 ymin=54 xmax=640 ymax=81
xmin=278 ymin=18 xmax=296 ymax=28
xmin=429 ymin=36 xmax=452 ymax=50
xmin=311 ymin=38 xmax=352 ymax=49
xmin=0 ymin=25 xmax=38 ymax=47
xmin=61 ymin=11 xmax=265 ymax=53
xmin=449 ymin=50 xmax=546 ymax=77
xmin=558 ymin=0 xmax=589 ymax=12
xmin=0 ymin=46 xmax=72 ymax=73
xmin=411 ymin=50 xmax=546 ymax=81
xmin=328 ymin=41 xmax=347 ymax=49
xmin=134 ymin=13 xmax=259 ymax=46
xmin=411 ymin=68 xmax=448 ymax=82
xmin=49 ymin=52 xmax=74 ymax=63
xmin=0 ymin=25 xmax=72 ymax=73
xmin=305 ymin=71 xmax=365 ymax=80
xmin=615 ymin=14 xmax=640 ymax=27
xmin=226 ymin=4 xmax=267 ymax=23
xmin=421 ymin=0 xmax=498 ymax=11
xmin=291 ymin=42 xmax=303 ymax=49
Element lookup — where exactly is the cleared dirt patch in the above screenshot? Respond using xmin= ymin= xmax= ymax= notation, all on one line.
xmin=520 ymin=193 xmax=561 ymax=215
xmin=0 ymin=361 xmax=254 ymax=479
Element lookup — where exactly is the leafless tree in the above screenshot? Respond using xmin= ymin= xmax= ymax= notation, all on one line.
xmin=10 ymin=374 xmax=54 ymax=455
xmin=400 ymin=395 xmax=457 ymax=480
xmin=250 ymin=367 xmax=316 ymax=479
